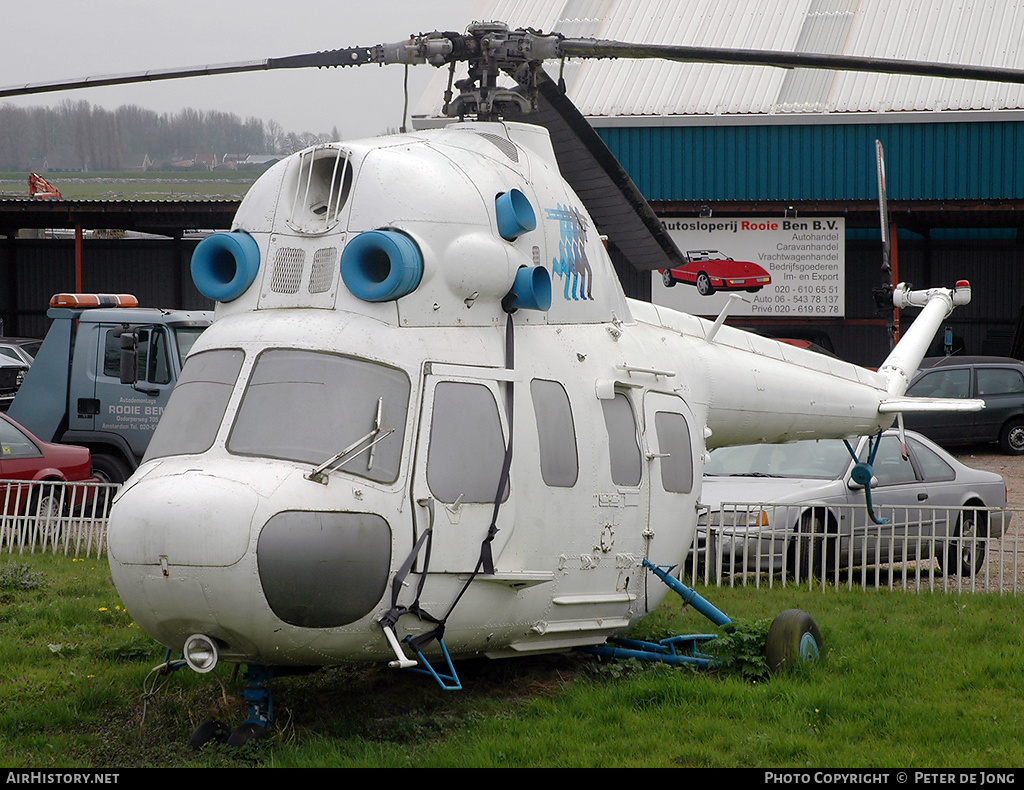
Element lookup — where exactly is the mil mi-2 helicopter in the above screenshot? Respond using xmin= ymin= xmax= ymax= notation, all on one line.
xmin=4 ymin=21 xmax=1020 ymax=747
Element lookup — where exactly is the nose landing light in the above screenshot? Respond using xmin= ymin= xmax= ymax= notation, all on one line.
xmin=183 ymin=633 xmax=220 ymax=673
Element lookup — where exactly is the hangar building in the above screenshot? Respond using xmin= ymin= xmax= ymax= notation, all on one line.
xmin=416 ymin=0 xmax=1024 ymax=366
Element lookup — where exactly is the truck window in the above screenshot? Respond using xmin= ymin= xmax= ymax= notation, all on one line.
xmin=144 ymin=349 xmax=244 ymax=460
xmin=102 ymin=326 xmax=172 ymax=384
xmin=227 ymin=349 xmax=410 ymax=484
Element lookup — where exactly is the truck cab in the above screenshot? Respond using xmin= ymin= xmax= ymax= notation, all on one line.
xmin=7 ymin=294 xmax=211 ymax=484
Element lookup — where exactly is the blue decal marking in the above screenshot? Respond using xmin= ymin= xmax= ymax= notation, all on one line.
xmin=546 ymin=204 xmax=594 ymax=301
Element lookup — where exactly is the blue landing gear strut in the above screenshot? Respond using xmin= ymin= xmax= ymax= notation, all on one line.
xmin=187 ymin=664 xmax=276 ymax=750
xmin=588 ymin=559 xmax=824 ymax=673
xmin=585 ymin=559 xmax=734 ymax=667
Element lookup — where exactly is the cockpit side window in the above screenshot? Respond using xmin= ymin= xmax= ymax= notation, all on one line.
xmin=145 ymin=349 xmax=244 ymax=460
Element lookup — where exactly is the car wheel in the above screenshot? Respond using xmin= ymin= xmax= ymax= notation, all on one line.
xmin=765 ymin=609 xmax=823 ymax=673
xmin=696 ymin=272 xmax=715 ymax=296
xmin=30 ymin=485 xmax=65 ymax=545
xmin=91 ymin=453 xmax=132 ymax=486
xmin=662 ymin=270 xmax=675 ymax=287
xmin=941 ymin=511 xmax=988 ymax=576
xmin=790 ymin=510 xmax=832 ymax=580
xmin=998 ymin=418 xmax=1024 ymax=455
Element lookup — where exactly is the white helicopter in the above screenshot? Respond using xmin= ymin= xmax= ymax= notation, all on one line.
xmin=6 ymin=22 xmax=1021 ymax=748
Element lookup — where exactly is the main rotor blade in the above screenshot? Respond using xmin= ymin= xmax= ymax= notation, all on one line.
xmin=558 ymin=39 xmax=1024 ymax=85
xmin=0 ymin=47 xmax=388 ymax=100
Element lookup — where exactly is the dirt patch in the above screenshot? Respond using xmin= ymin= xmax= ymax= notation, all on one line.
xmin=948 ymin=444 xmax=1024 ymax=593
xmin=952 ymin=444 xmax=1024 ymax=508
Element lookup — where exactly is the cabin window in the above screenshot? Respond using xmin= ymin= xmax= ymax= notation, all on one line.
xmin=227 ymin=349 xmax=409 ymax=483
xmin=654 ymin=411 xmax=693 ymax=493
xmin=427 ymin=381 xmax=507 ymax=503
xmin=103 ymin=326 xmax=171 ymax=384
xmin=601 ymin=392 xmax=641 ymax=486
xmin=145 ymin=349 xmax=244 ymax=460
xmin=530 ymin=378 xmax=578 ymax=487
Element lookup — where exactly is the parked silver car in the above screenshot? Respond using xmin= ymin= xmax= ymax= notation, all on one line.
xmin=696 ymin=430 xmax=1010 ymax=578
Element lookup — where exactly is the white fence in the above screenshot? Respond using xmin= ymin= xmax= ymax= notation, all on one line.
xmin=684 ymin=502 xmax=1024 ymax=594
xmin=0 ymin=480 xmax=119 ymax=559
xmin=5 ymin=485 xmax=1024 ymax=595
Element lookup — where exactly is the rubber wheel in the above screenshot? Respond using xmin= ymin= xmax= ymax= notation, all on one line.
xmin=227 ymin=722 xmax=268 ymax=747
xmin=662 ymin=270 xmax=675 ymax=287
xmin=766 ymin=609 xmax=823 ymax=673
xmin=30 ymin=485 xmax=65 ymax=545
xmin=696 ymin=272 xmax=715 ymax=296
xmin=790 ymin=511 xmax=831 ymax=580
xmin=91 ymin=453 xmax=132 ymax=485
xmin=189 ymin=719 xmax=230 ymax=751
xmin=940 ymin=511 xmax=988 ymax=576
xmin=998 ymin=418 xmax=1024 ymax=455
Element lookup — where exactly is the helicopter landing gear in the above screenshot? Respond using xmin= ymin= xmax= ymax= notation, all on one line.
xmin=586 ymin=560 xmax=823 ymax=673
xmin=188 ymin=665 xmax=275 ymax=751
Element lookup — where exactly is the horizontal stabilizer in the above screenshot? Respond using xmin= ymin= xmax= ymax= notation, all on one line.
xmin=878 ymin=397 xmax=984 ymax=414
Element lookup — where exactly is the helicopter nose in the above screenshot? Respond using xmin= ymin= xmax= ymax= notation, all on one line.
xmin=256 ymin=511 xmax=393 ymax=628
xmin=108 ymin=471 xmax=394 ymax=641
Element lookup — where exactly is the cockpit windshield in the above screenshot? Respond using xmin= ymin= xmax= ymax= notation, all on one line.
xmin=147 ymin=348 xmax=411 ymax=484
xmin=227 ymin=349 xmax=410 ymax=484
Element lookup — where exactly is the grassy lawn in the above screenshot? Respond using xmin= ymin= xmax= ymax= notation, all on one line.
xmin=2 ymin=552 xmax=1022 ymax=768
xmin=0 ymin=171 xmax=257 ymax=201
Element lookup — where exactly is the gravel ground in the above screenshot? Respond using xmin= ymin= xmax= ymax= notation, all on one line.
xmin=928 ymin=444 xmax=1024 ymax=594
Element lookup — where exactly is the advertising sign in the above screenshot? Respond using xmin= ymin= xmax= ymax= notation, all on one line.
xmin=652 ymin=217 xmax=846 ymax=317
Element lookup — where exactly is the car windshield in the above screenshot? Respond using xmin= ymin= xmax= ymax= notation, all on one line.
xmin=705 ymin=439 xmax=853 ymax=480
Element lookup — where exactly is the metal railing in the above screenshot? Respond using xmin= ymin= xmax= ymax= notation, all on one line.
xmin=0 ymin=480 xmax=119 ymax=559
xmin=684 ymin=502 xmax=1024 ymax=594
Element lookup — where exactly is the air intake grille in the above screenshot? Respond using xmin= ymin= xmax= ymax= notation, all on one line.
xmin=271 ymin=248 xmax=305 ymax=294
xmin=310 ymin=247 xmax=338 ymax=294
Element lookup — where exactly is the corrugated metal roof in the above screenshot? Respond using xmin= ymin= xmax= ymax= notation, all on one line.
xmin=415 ymin=0 xmax=1024 ymax=123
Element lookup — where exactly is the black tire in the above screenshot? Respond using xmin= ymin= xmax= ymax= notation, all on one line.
xmin=90 ymin=453 xmax=133 ymax=485
xmin=940 ymin=511 xmax=988 ymax=576
xmin=662 ymin=270 xmax=675 ymax=287
xmin=189 ymin=719 xmax=230 ymax=751
xmin=766 ymin=609 xmax=823 ymax=673
xmin=227 ymin=721 xmax=268 ymax=747
xmin=29 ymin=484 xmax=66 ymax=544
xmin=998 ymin=418 xmax=1024 ymax=455
xmin=790 ymin=510 xmax=830 ymax=580
xmin=696 ymin=271 xmax=715 ymax=296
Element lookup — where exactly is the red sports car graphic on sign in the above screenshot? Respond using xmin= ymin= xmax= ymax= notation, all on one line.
xmin=660 ymin=250 xmax=772 ymax=296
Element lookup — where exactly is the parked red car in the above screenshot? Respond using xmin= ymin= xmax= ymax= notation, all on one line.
xmin=0 ymin=412 xmax=98 ymax=536
xmin=661 ymin=250 xmax=772 ymax=295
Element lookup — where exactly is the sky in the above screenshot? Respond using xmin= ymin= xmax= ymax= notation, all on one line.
xmin=2 ymin=0 xmax=483 ymax=142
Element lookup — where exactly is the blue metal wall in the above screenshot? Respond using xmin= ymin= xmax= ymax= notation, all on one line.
xmin=597 ymin=120 xmax=1024 ymax=204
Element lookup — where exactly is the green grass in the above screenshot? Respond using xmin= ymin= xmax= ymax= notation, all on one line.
xmin=2 ymin=552 xmax=1023 ymax=768
xmin=0 ymin=171 xmax=257 ymax=201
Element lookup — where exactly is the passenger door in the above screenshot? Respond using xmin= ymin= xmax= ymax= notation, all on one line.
xmin=643 ymin=392 xmax=700 ymax=565
xmin=411 ymin=363 xmax=515 ymax=573
xmin=974 ymin=365 xmax=1024 ymax=442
